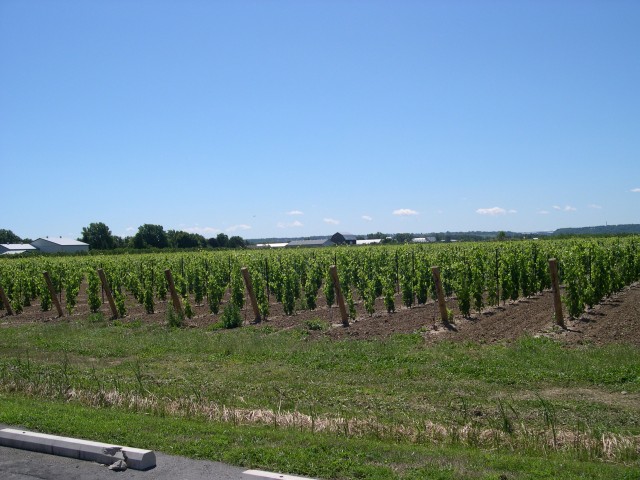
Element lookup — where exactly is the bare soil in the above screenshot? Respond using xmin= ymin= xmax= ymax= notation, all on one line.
xmin=2 ymin=281 xmax=639 ymax=347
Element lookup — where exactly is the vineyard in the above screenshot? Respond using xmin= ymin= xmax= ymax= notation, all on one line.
xmin=1 ymin=237 xmax=639 ymax=343
xmin=1 ymin=238 xmax=640 ymax=479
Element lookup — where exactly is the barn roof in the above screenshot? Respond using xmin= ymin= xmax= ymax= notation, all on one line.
xmin=0 ymin=244 xmax=37 ymax=251
xmin=286 ymin=239 xmax=335 ymax=247
xmin=34 ymin=237 xmax=89 ymax=246
xmin=335 ymin=232 xmax=357 ymax=240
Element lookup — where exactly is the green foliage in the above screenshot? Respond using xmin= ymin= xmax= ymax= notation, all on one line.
xmin=230 ymin=272 xmax=244 ymax=310
xmin=304 ymin=319 xmax=328 ymax=331
xmin=282 ymin=269 xmax=296 ymax=316
xmin=323 ymin=271 xmax=335 ymax=308
xmin=401 ymin=274 xmax=413 ymax=309
xmin=80 ymin=222 xmax=115 ymax=250
xmin=0 ymin=228 xmax=22 ymax=244
xmin=252 ymin=272 xmax=269 ymax=319
xmin=39 ymin=281 xmax=51 ymax=312
xmin=363 ymin=280 xmax=376 ymax=316
xmin=11 ymin=294 xmax=23 ymax=314
xmin=220 ymin=302 xmax=242 ymax=329
xmin=345 ymin=287 xmax=357 ymax=320
xmin=64 ymin=272 xmax=82 ymax=314
xmin=166 ymin=304 xmax=184 ymax=328
xmin=207 ymin=274 xmax=225 ymax=315
xmin=183 ymin=295 xmax=194 ymax=319
xmin=114 ymin=289 xmax=127 ymax=318
xmin=132 ymin=224 xmax=169 ymax=249
xmin=383 ymin=281 xmax=395 ymax=313
xmin=144 ymin=286 xmax=154 ymax=314
xmin=87 ymin=271 xmax=102 ymax=313
xmin=193 ymin=269 xmax=204 ymax=305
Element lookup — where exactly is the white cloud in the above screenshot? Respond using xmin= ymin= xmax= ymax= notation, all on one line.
xmin=226 ymin=224 xmax=251 ymax=232
xmin=508 ymin=209 xmax=518 ymax=214
xmin=126 ymin=226 xmax=135 ymax=232
xmin=476 ymin=207 xmax=506 ymax=216
xmin=393 ymin=209 xmax=419 ymax=216
xmin=631 ymin=188 xmax=640 ymax=193
xmin=183 ymin=226 xmax=220 ymax=235
xmin=324 ymin=218 xmax=340 ymax=225
xmin=286 ymin=210 xmax=304 ymax=215
xmin=277 ymin=221 xmax=303 ymax=228
xmin=362 ymin=215 xmax=373 ymax=221
xmin=588 ymin=204 xmax=602 ymax=209
xmin=538 ymin=210 xmax=550 ymax=215
xmin=553 ymin=205 xmax=576 ymax=212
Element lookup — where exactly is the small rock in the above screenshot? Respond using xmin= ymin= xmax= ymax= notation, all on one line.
xmin=621 ymin=391 xmax=628 ymax=395
xmin=108 ymin=460 xmax=128 ymax=472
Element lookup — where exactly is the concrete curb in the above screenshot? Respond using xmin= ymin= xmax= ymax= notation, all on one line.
xmin=0 ymin=428 xmax=156 ymax=470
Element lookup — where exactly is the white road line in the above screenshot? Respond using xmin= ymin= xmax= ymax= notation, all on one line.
xmin=243 ymin=469 xmax=317 ymax=480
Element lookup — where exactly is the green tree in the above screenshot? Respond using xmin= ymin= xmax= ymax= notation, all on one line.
xmin=132 ymin=224 xmax=169 ymax=249
xmin=167 ymin=230 xmax=206 ymax=249
xmin=0 ymin=229 xmax=22 ymax=243
xmin=216 ymin=233 xmax=229 ymax=248
xmin=228 ymin=236 xmax=246 ymax=249
xmin=394 ymin=233 xmax=414 ymax=244
xmin=80 ymin=222 xmax=115 ymax=250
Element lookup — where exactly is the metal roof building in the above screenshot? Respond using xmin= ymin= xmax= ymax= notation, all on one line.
xmin=31 ymin=237 xmax=89 ymax=254
xmin=285 ymin=239 xmax=335 ymax=248
xmin=330 ymin=232 xmax=357 ymax=245
xmin=0 ymin=244 xmax=37 ymax=255
xmin=356 ymin=239 xmax=382 ymax=245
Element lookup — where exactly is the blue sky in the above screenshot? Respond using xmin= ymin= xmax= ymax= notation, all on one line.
xmin=1 ymin=0 xmax=639 ymax=240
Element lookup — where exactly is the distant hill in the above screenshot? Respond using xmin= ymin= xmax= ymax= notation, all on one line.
xmin=553 ymin=224 xmax=640 ymax=236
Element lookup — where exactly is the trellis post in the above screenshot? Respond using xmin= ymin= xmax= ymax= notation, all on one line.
xmin=431 ymin=266 xmax=450 ymax=324
xmin=548 ymin=259 xmax=565 ymax=328
xmin=0 ymin=283 xmax=13 ymax=316
xmin=241 ymin=267 xmax=261 ymax=322
xmin=97 ymin=269 xmax=119 ymax=319
xmin=43 ymin=271 xmax=64 ymax=318
xmin=329 ymin=265 xmax=349 ymax=327
xmin=164 ymin=269 xmax=183 ymax=316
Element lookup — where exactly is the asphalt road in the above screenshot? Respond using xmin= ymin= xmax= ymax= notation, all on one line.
xmin=0 ymin=424 xmax=309 ymax=480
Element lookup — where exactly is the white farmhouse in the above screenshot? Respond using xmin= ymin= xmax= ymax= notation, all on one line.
xmin=31 ymin=237 xmax=89 ymax=254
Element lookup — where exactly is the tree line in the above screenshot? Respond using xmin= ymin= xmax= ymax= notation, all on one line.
xmin=0 ymin=224 xmax=247 ymax=251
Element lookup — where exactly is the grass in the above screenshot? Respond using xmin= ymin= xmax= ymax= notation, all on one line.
xmin=0 ymin=317 xmax=639 ymax=479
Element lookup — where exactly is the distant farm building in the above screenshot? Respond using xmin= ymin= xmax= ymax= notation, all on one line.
xmin=0 ymin=244 xmax=37 ymax=255
xmin=356 ymin=239 xmax=382 ymax=245
xmin=412 ymin=237 xmax=437 ymax=243
xmin=254 ymin=242 xmax=288 ymax=248
xmin=330 ymin=232 xmax=357 ymax=245
xmin=31 ymin=237 xmax=89 ymax=254
xmin=286 ymin=239 xmax=335 ymax=248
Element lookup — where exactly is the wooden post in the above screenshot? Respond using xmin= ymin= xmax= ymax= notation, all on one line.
xmin=97 ymin=269 xmax=119 ymax=319
xmin=164 ymin=269 xmax=183 ymax=316
xmin=431 ymin=266 xmax=450 ymax=324
xmin=43 ymin=271 xmax=64 ymax=318
xmin=0 ymin=283 xmax=13 ymax=315
xmin=241 ymin=267 xmax=261 ymax=322
xmin=329 ymin=265 xmax=349 ymax=327
xmin=548 ymin=259 xmax=565 ymax=328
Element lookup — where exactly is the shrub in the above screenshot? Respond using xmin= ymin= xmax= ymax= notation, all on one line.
xmin=221 ymin=302 xmax=242 ymax=329
xmin=166 ymin=304 xmax=184 ymax=328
